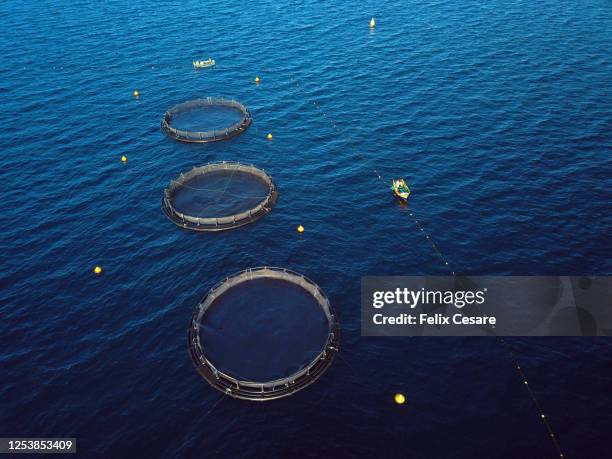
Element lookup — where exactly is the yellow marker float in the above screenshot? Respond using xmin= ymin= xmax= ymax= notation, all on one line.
xmin=394 ymin=393 xmax=406 ymax=405
xmin=267 ymin=133 xmax=273 ymax=140
xmin=133 ymin=89 xmax=139 ymax=98
xmin=370 ymin=17 xmax=376 ymax=28
xmin=94 ymin=266 xmax=103 ymax=275
xmin=297 ymin=225 xmax=305 ymax=233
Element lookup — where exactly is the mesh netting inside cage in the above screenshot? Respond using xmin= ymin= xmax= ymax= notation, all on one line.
xmin=162 ymin=162 xmax=278 ymax=232
xmin=188 ymin=267 xmax=340 ymax=401
xmin=161 ymin=98 xmax=252 ymax=143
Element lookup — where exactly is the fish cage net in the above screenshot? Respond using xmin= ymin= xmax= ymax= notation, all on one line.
xmin=188 ymin=267 xmax=340 ymax=401
xmin=162 ymin=161 xmax=278 ymax=232
xmin=161 ymin=97 xmax=252 ymax=143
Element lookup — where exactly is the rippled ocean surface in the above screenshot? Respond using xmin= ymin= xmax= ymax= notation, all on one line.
xmin=1 ymin=0 xmax=611 ymax=457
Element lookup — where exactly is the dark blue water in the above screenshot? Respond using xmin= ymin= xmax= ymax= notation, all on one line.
xmin=172 ymin=171 xmax=270 ymax=217
xmin=170 ymin=105 xmax=244 ymax=132
xmin=1 ymin=0 xmax=611 ymax=457
xmin=200 ymin=278 xmax=330 ymax=381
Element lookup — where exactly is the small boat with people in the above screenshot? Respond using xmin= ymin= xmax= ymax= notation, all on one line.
xmin=391 ymin=178 xmax=411 ymax=203
xmin=193 ymin=58 xmax=216 ymax=69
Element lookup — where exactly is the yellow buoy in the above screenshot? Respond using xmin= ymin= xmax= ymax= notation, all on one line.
xmin=297 ymin=225 xmax=305 ymax=233
xmin=370 ymin=17 xmax=376 ymax=28
xmin=121 ymin=155 xmax=127 ymax=163
xmin=133 ymin=89 xmax=139 ymax=98
xmin=267 ymin=133 xmax=273 ymax=140
xmin=394 ymin=393 xmax=406 ymax=405
xmin=94 ymin=266 xmax=103 ymax=275
xmin=255 ymin=76 xmax=261 ymax=84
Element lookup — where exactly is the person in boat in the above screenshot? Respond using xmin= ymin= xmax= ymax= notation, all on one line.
xmin=392 ymin=178 xmax=406 ymax=189
xmin=392 ymin=178 xmax=410 ymax=199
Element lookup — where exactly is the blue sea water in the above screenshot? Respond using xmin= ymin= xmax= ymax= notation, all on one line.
xmin=171 ymin=171 xmax=269 ymax=217
xmin=169 ymin=105 xmax=244 ymax=132
xmin=0 ymin=0 xmax=611 ymax=457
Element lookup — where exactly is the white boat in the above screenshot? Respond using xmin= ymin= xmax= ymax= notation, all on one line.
xmin=193 ymin=58 xmax=216 ymax=69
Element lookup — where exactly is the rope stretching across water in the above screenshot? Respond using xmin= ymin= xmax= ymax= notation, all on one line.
xmin=288 ymin=75 xmax=565 ymax=458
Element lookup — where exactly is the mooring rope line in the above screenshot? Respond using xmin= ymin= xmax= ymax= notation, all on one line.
xmin=218 ymin=163 xmax=238 ymax=197
xmin=373 ymin=170 xmax=455 ymax=275
xmin=201 ymin=393 xmax=227 ymax=421
xmin=504 ymin=343 xmax=565 ymax=456
xmin=287 ymin=75 xmax=565 ymax=458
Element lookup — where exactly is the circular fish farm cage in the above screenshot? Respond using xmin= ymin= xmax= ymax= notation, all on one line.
xmin=162 ymin=161 xmax=278 ymax=232
xmin=161 ymin=97 xmax=252 ymax=143
xmin=188 ymin=267 xmax=340 ymax=401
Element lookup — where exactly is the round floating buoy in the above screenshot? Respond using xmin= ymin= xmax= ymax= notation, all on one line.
xmin=94 ymin=266 xmax=103 ymax=275
xmin=370 ymin=17 xmax=376 ymax=28
xmin=121 ymin=155 xmax=127 ymax=163
xmin=133 ymin=89 xmax=139 ymax=98
xmin=267 ymin=133 xmax=273 ymax=140
xmin=255 ymin=76 xmax=261 ymax=84
xmin=297 ymin=225 xmax=304 ymax=233
xmin=394 ymin=393 xmax=406 ymax=405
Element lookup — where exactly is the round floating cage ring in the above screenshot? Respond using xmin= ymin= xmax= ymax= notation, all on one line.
xmin=161 ymin=97 xmax=252 ymax=143
xmin=188 ymin=267 xmax=340 ymax=401
xmin=162 ymin=161 xmax=278 ymax=232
